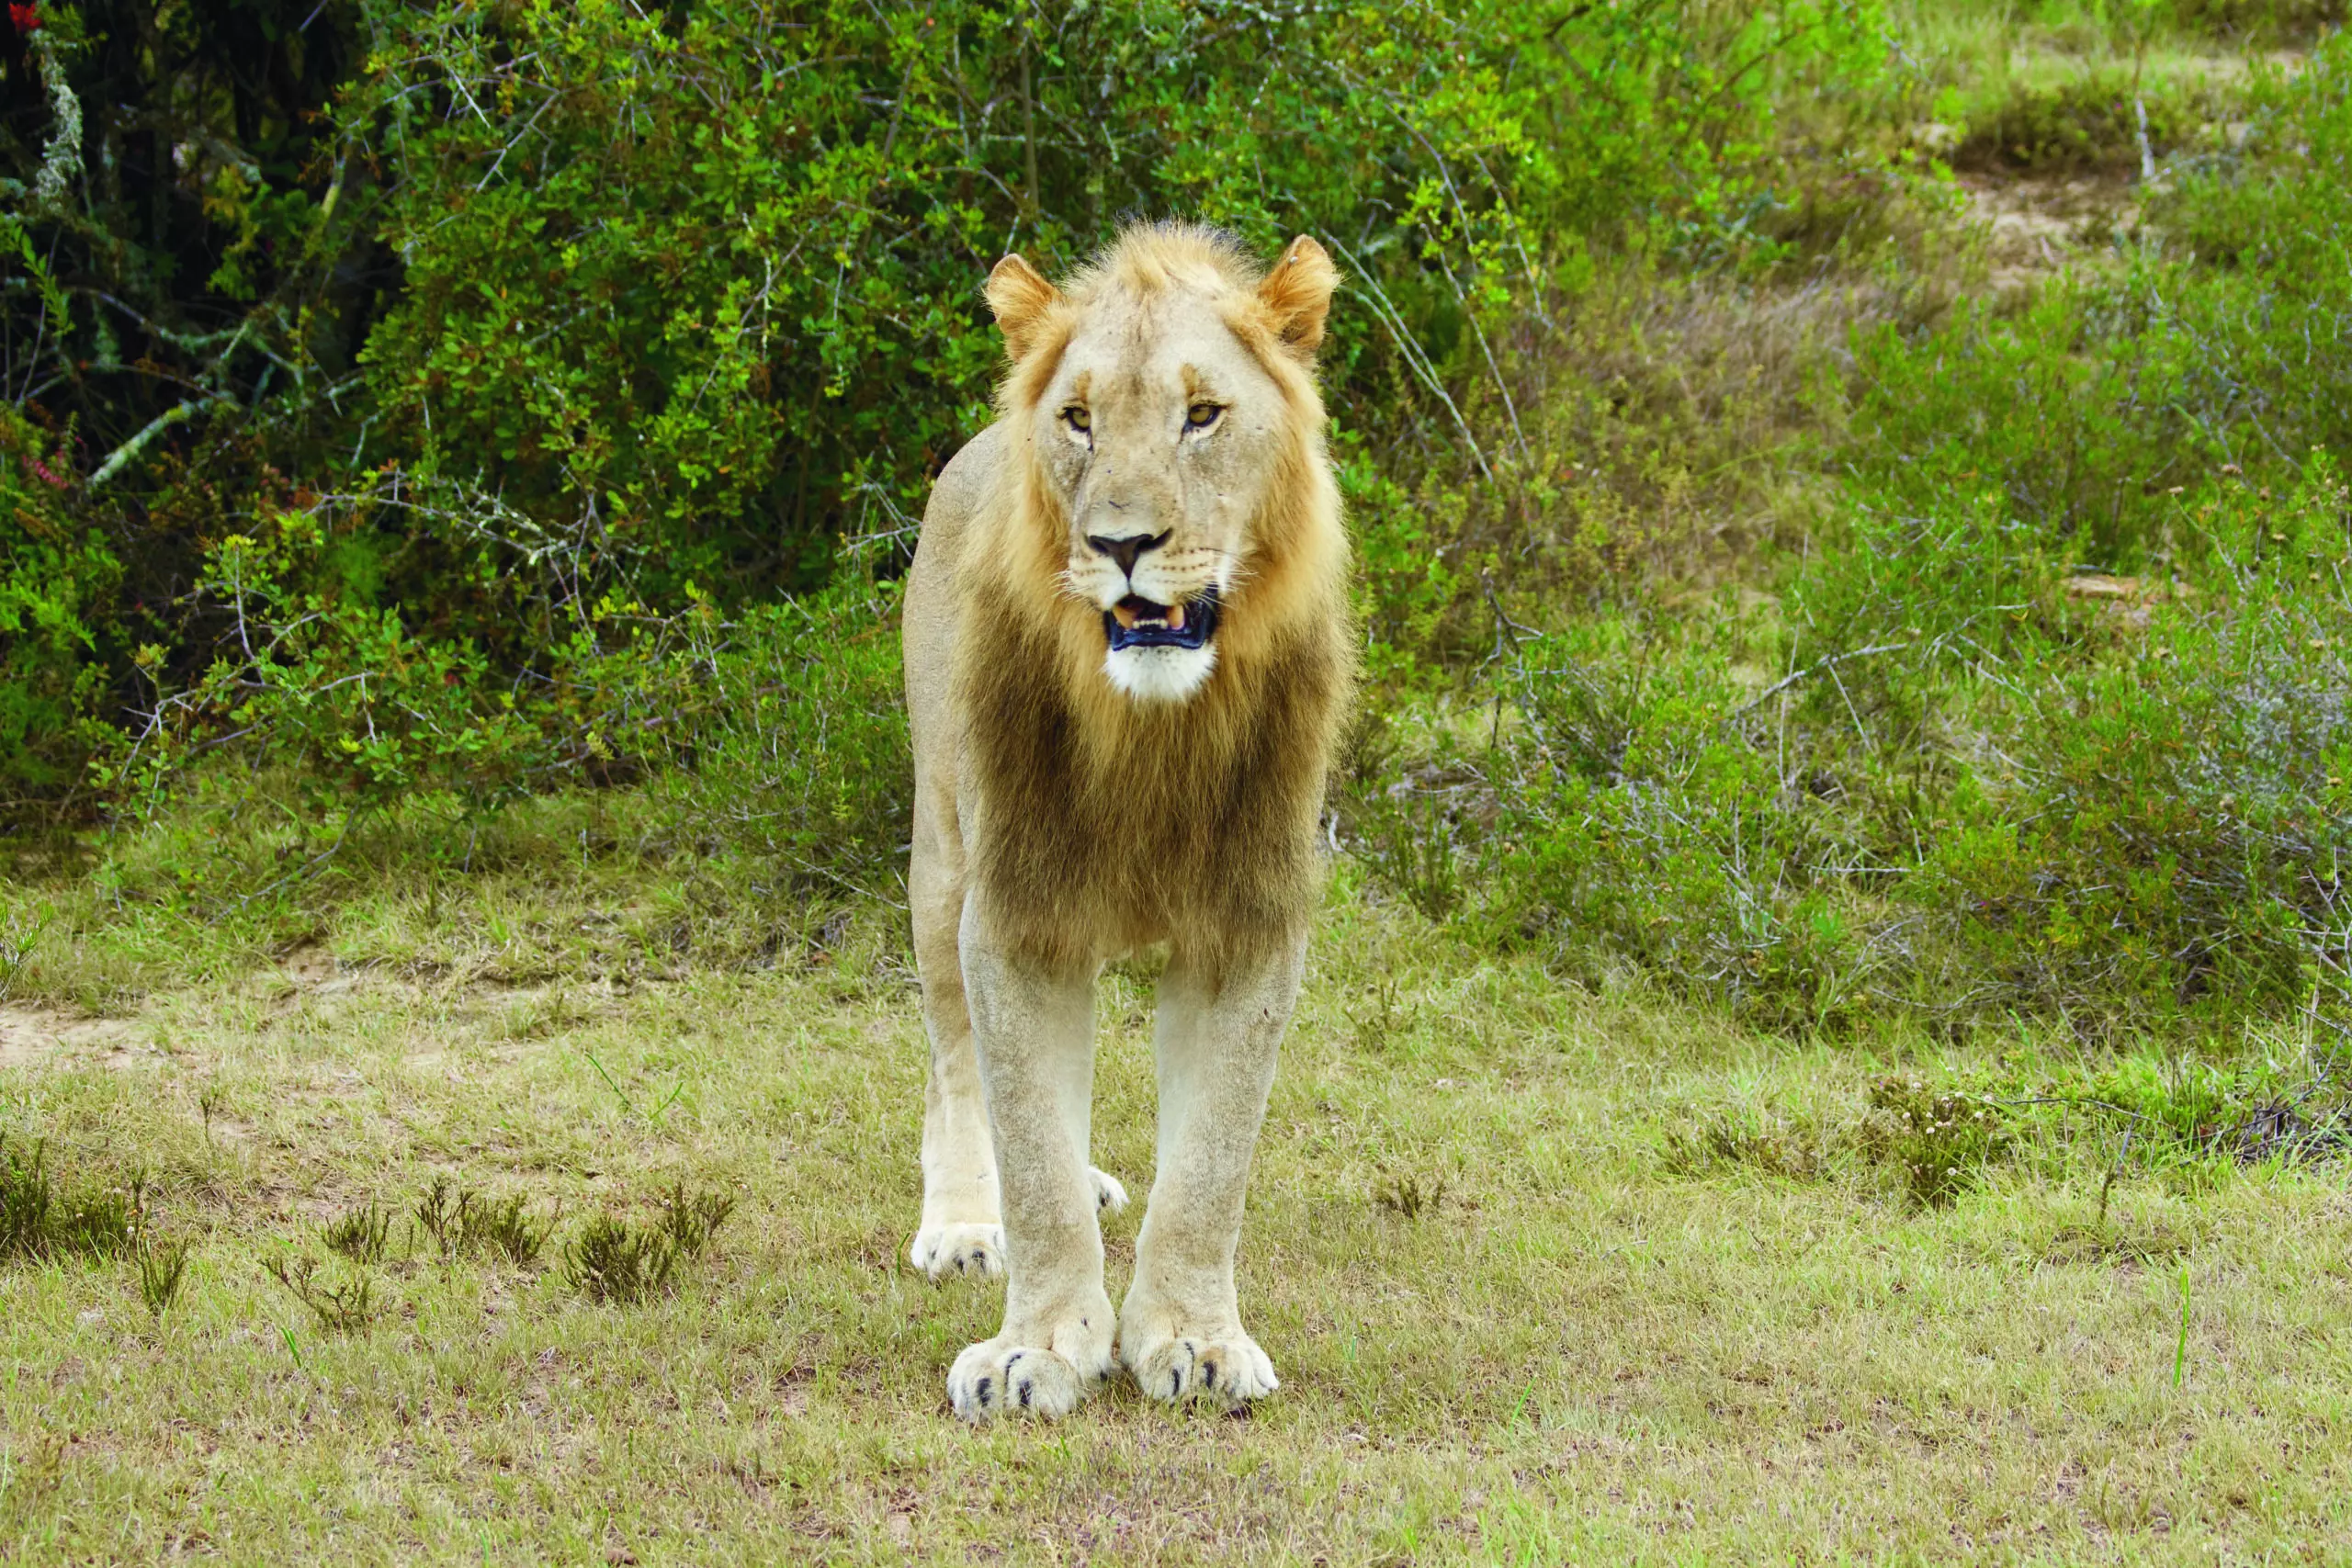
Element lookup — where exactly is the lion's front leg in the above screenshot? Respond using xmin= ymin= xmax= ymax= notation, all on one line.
xmin=948 ymin=906 xmax=1116 ymax=1420
xmin=1120 ymin=933 xmax=1305 ymax=1407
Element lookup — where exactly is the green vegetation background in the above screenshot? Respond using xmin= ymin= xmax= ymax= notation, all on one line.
xmin=3 ymin=0 xmax=2348 ymax=1077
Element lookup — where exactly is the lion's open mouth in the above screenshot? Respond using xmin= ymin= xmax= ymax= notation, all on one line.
xmin=1103 ymin=587 xmax=1220 ymax=652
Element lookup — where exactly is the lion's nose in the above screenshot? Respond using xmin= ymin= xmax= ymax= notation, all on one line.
xmin=1085 ymin=529 xmax=1170 ymax=580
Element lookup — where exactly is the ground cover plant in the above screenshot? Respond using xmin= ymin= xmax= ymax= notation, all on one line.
xmin=2 ymin=881 xmax=2347 ymax=1560
xmin=3 ymin=0 xmax=2350 ymax=1560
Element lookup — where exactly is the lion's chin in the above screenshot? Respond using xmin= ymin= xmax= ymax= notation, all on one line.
xmin=1102 ymin=642 xmax=1218 ymax=703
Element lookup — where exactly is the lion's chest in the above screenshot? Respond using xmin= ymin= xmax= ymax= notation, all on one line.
xmin=958 ymin=632 xmax=1335 ymax=963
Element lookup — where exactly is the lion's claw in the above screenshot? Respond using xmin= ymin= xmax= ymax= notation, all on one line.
xmin=910 ymin=1221 xmax=1006 ymax=1280
xmin=1124 ymin=1328 xmax=1278 ymax=1406
xmin=1089 ymin=1167 xmax=1129 ymax=1215
xmin=948 ymin=1339 xmax=1097 ymax=1421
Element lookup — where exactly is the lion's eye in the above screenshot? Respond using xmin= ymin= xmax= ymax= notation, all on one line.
xmin=1062 ymin=406 xmax=1091 ymax=434
xmin=1186 ymin=403 xmax=1223 ymax=430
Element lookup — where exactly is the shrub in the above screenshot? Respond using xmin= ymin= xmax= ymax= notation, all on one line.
xmin=99 ymin=479 xmax=598 ymax=826
xmin=0 ymin=1136 xmax=142 ymax=1262
xmin=0 ymin=409 xmax=119 ymax=800
xmin=1353 ymin=603 xmax=1888 ymax=1032
xmin=1352 ymin=448 xmax=2351 ymax=1037
xmin=90 ymin=472 xmax=910 ymax=894
xmin=1661 ymin=1109 xmax=1832 ymax=1182
xmin=564 ymin=1214 xmax=676 ymax=1305
xmin=335 ymin=0 xmax=1573 ymax=598
xmin=2172 ymin=0 xmax=2347 ymax=42
xmin=335 ymin=0 xmax=1900 ymax=571
xmin=1849 ymin=29 xmax=2352 ymax=576
xmin=2 ymin=0 xmax=1905 ymax=818
xmin=264 ymin=1252 xmax=379 ymax=1334
xmin=633 ymin=587 xmax=912 ymax=888
xmin=1862 ymin=1078 xmax=2010 ymax=1207
xmin=1346 ymin=34 xmax=2352 ymax=1035
xmin=413 ymin=1178 xmax=555 ymax=1267
xmin=654 ymin=1181 xmax=737 ymax=1262
xmin=322 ymin=1201 xmax=393 ymax=1265
xmin=1913 ymin=485 xmax=2351 ymax=1024
xmin=1951 ymin=73 xmax=2217 ymax=174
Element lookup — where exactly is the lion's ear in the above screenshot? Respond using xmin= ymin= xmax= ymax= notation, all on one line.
xmin=1258 ymin=236 xmax=1340 ymax=359
xmin=986 ymin=254 xmax=1061 ymax=362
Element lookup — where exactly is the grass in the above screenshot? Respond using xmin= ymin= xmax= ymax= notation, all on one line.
xmin=2 ymin=6 xmax=2346 ymax=1562
xmin=0 ymin=1135 xmax=142 ymax=1262
xmin=137 ymin=1237 xmax=190 ymax=1317
xmin=1 ymin=860 xmax=2346 ymax=1562
xmin=562 ymin=1213 xmax=681 ymax=1304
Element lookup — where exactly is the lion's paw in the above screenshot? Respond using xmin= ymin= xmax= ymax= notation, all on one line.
xmin=947 ymin=1338 xmax=1101 ymax=1421
xmin=1123 ymin=1327 xmax=1279 ymax=1406
xmin=910 ymin=1221 xmax=1005 ymax=1280
xmin=1089 ymin=1167 xmax=1130 ymax=1215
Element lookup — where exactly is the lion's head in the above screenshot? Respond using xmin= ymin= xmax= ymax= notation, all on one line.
xmin=978 ymin=223 xmax=1346 ymax=705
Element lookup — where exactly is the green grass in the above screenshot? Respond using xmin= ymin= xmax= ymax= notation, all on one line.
xmin=2 ymin=860 xmax=2346 ymax=1562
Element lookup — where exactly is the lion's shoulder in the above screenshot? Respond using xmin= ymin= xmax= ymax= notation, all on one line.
xmin=905 ymin=422 xmax=1014 ymax=775
xmin=916 ymin=423 xmax=1010 ymax=578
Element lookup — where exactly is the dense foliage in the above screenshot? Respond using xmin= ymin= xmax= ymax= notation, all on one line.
xmin=1354 ymin=28 xmax=2352 ymax=1032
xmin=2 ymin=0 xmax=1895 ymax=820
xmin=4 ymin=0 xmax=2347 ymax=1041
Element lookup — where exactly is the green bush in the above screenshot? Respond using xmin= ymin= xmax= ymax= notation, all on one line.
xmin=1350 ymin=602 xmax=1882 ymax=1031
xmin=335 ymin=0 xmax=1579 ymax=598
xmin=91 ymin=471 xmax=910 ymax=892
xmin=635 ymin=588 xmax=911 ymax=889
xmin=1912 ymin=479 xmax=2350 ymax=1024
xmin=0 ymin=409 xmax=119 ymax=799
xmin=332 ymin=0 xmax=1904 ymax=616
xmin=0 ymin=1135 xmax=142 ymax=1262
xmin=1357 ymin=449 xmax=2351 ymax=1036
xmin=1862 ymin=1077 xmax=2011 ymax=1207
xmin=1952 ymin=72 xmax=2217 ymax=174
xmin=2 ymin=0 xmax=1905 ymax=822
xmin=1849 ymin=30 xmax=2352 ymax=579
xmin=2170 ymin=0 xmax=2346 ymax=41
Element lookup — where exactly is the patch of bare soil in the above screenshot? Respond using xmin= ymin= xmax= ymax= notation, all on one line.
xmin=280 ymin=941 xmax=342 ymax=989
xmin=268 ymin=940 xmax=389 ymax=1004
xmin=1959 ymin=171 xmax=2141 ymax=293
xmin=0 ymin=1002 xmax=136 ymax=1069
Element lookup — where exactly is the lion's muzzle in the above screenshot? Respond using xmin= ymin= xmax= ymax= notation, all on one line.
xmin=1104 ymin=587 xmax=1220 ymax=652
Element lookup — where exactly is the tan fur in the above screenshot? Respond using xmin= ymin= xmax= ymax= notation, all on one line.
xmin=960 ymin=226 xmax=1351 ymax=973
xmin=899 ymin=224 xmax=1351 ymax=1418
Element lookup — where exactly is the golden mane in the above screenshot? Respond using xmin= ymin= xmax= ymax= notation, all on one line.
xmin=953 ymin=223 xmax=1355 ymax=972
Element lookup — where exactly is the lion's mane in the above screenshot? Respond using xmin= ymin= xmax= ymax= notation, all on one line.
xmin=952 ymin=224 xmax=1355 ymax=972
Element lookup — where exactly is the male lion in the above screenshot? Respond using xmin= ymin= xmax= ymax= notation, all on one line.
xmin=902 ymin=223 xmax=1352 ymax=1420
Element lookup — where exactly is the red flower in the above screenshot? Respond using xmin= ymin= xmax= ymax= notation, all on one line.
xmin=8 ymin=4 xmax=40 ymax=35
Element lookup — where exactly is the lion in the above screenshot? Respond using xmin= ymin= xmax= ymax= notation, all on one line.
xmin=900 ymin=222 xmax=1352 ymax=1419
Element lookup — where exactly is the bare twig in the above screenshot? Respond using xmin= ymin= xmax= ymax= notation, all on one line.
xmin=1722 ymin=642 xmax=1912 ymax=726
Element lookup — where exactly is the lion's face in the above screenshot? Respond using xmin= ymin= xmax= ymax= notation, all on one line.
xmin=986 ymin=231 xmax=1341 ymax=705
xmin=1034 ymin=295 xmax=1289 ymax=701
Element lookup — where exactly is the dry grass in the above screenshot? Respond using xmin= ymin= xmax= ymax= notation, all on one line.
xmin=1 ymin=861 xmax=2346 ymax=1563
